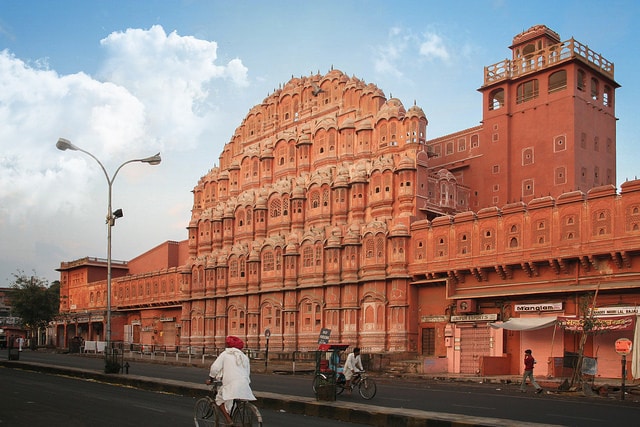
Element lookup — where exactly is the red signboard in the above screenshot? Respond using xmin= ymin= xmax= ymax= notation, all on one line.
xmin=615 ymin=338 xmax=633 ymax=355
xmin=557 ymin=315 xmax=635 ymax=332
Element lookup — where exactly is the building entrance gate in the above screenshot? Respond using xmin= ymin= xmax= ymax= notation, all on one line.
xmin=459 ymin=325 xmax=491 ymax=374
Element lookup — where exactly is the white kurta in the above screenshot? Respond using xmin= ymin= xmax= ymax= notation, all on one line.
xmin=209 ymin=348 xmax=256 ymax=405
xmin=343 ymin=352 xmax=363 ymax=380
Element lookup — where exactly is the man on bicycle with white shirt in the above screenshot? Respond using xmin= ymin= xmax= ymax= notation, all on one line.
xmin=343 ymin=347 xmax=364 ymax=395
xmin=207 ymin=336 xmax=256 ymax=424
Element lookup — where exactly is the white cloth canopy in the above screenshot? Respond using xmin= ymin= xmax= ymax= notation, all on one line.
xmin=490 ymin=316 xmax=557 ymax=331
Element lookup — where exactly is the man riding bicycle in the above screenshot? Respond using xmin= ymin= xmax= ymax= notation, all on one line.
xmin=343 ymin=347 xmax=364 ymax=394
xmin=207 ymin=336 xmax=256 ymax=424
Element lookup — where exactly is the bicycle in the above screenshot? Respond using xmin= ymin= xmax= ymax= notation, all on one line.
xmin=312 ymin=370 xmax=377 ymax=399
xmin=194 ymin=379 xmax=263 ymax=427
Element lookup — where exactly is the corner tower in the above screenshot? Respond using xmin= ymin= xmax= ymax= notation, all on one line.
xmin=478 ymin=25 xmax=619 ymax=206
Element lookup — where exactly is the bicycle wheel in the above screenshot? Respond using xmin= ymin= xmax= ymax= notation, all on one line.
xmin=231 ymin=401 xmax=263 ymax=427
xmin=335 ymin=373 xmax=346 ymax=395
xmin=312 ymin=374 xmax=323 ymax=393
xmin=358 ymin=377 xmax=377 ymax=400
xmin=193 ymin=397 xmax=217 ymax=427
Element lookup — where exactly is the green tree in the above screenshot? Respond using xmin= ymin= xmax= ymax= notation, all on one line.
xmin=9 ymin=271 xmax=60 ymax=347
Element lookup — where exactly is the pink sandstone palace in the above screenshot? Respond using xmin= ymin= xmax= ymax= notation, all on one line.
xmin=55 ymin=25 xmax=640 ymax=379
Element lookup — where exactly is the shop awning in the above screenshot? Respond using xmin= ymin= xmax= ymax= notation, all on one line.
xmin=490 ymin=317 xmax=557 ymax=331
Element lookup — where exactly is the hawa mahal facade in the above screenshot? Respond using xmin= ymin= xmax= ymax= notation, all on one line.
xmin=55 ymin=25 xmax=640 ymax=379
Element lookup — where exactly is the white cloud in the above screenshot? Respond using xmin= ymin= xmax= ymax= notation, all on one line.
xmin=373 ymin=27 xmax=408 ymax=78
xmin=419 ymin=32 xmax=451 ymax=62
xmin=98 ymin=25 xmax=249 ymax=152
xmin=373 ymin=28 xmax=452 ymax=80
xmin=0 ymin=25 xmax=249 ymax=282
xmin=0 ymin=25 xmax=249 ymax=221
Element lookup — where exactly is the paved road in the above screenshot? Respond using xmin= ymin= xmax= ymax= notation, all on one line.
xmin=0 ymin=367 xmax=369 ymax=426
xmin=4 ymin=350 xmax=640 ymax=426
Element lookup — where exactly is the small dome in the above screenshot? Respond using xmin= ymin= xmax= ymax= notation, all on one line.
xmin=406 ymin=104 xmax=426 ymax=120
xmin=397 ymin=155 xmax=415 ymax=171
xmin=376 ymin=98 xmax=406 ymax=122
xmin=339 ymin=117 xmax=355 ymax=130
xmin=356 ymin=118 xmax=373 ymax=132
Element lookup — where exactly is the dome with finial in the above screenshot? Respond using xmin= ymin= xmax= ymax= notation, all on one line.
xmin=406 ymin=101 xmax=427 ymax=120
xmin=376 ymin=97 xmax=406 ymax=122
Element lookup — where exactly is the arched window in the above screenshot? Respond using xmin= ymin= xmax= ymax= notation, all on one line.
xmin=236 ymin=209 xmax=245 ymax=228
xmin=365 ymin=237 xmax=374 ymax=259
xmin=270 ymin=199 xmax=281 ymax=218
xmin=323 ymin=189 xmax=330 ymax=207
xmin=310 ymin=191 xmax=320 ymax=209
xmin=489 ymin=88 xmax=504 ymax=110
xmin=603 ymin=85 xmax=612 ymax=106
xmin=275 ymin=248 xmax=282 ymax=271
xmin=230 ymin=259 xmax=238 ymax=278
xmin=263 ymin=251 xmax=274 ymax=272
xmin=517 ymin=79 xmax=539 ymax=104
xmin=577 ymin=69 xmax=586 ymax=91
xmin=303 ymin=246 xmax=313 ymax=268
xmin=591 ymin=78 xmax=599 ymax=100
xmin=299 ymin=300 xmax=322 ymax=332
xmin=548 ymin=70 xmax=567 ymax=93
xmin=376 ymin=235 xmax=385 ymax=260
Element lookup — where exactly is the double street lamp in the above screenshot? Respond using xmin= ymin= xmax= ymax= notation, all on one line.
xmin=56 ymin=138 xmax=161 ymax=360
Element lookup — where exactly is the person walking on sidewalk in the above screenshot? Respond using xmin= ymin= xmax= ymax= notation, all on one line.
xmin=520 ymin=349 xmax=543 ymax=393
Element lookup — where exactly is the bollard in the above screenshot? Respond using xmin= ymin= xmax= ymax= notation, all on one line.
xmin=124 ymin=362 xmax=130 ymax=374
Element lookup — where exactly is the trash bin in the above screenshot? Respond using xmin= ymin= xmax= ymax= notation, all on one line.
xmin=8 ymin=348 xmax=19 ymax=360
xmin=316 ymin=380 xmax=336 ymax=401
xmin=104 ymin=347 xmax=123 ymax=374
xmin=69 ymin=337 xmax=82 ymax=354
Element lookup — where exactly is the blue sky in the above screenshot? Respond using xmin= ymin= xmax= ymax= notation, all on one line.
xmin=1 ymin=0 xmax=639 ymax=284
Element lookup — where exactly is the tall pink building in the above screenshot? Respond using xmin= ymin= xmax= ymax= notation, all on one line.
xmin=56 ymin=25 xmax=640 ymax=379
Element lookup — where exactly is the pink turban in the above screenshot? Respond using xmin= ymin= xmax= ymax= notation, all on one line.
xmin=225 ymin=335 xmax=244 ymax=350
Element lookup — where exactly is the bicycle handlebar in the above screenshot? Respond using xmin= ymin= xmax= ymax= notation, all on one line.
xmin=206 ymin=377 xmax=223 ymax=387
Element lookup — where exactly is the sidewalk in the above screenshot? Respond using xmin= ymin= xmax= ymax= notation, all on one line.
xmin=252 ymin=354 xmax=638 ymax=396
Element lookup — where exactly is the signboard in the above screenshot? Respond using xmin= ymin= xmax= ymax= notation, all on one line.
xmin=592 ymin=306 xmax=640 ymax=316
xmin=515 ymin=302 xmax=562 ymax=312
xmin=420 ymin=315 xmax=449 ymax=323
xmin=450 ymin=313 xmax=497 ymax=322
xmin=264 ymin=328 xmax=271 ymax=339
xmin=557 ymin=315 xmax=635 ymax=332
xmin=615 ymin=338 xmax=633 ymax=355
xmin=318 ymin=328 xmax=331 ymax=344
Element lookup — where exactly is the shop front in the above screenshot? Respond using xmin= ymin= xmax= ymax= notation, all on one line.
xmin=446 ymin=313 xmax=505 ymax=374
xmin=490 ymin=303 xmax=640 ymax=380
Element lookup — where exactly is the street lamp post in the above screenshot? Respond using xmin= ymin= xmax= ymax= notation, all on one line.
xmin=56 ymin=138 xmax=160 ymax=369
